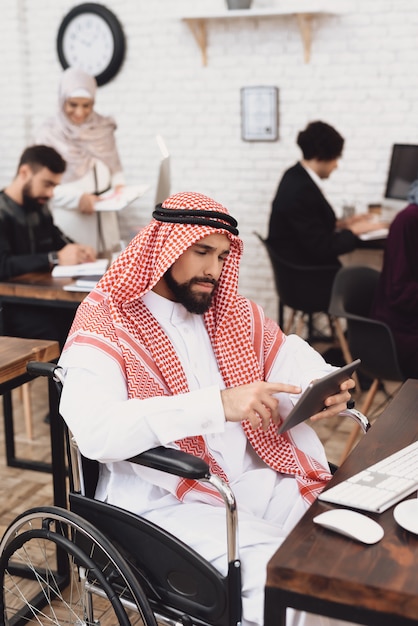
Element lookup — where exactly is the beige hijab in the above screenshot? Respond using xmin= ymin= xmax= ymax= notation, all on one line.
xmin=36 ymin=67 xmax=123 ymax=183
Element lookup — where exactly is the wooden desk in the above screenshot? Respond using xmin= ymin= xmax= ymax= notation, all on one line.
xmin=0 ymin=336 xmax=60 ymax=385
xmin=0 ymin=271 xmax=85 ymax=335
xmin=265 ymin=379 xmax=418 ymax=626
xmin=0 ymin=271 xmax=85 ymax=311
xmin=0 ymin=337 xmax=67 ymax=508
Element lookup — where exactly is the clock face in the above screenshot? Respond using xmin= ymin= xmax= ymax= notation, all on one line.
xmin=57 ymin=4 xmax=125 ymax=86
xmin=61 ymin=13 xmax=114 ymax=77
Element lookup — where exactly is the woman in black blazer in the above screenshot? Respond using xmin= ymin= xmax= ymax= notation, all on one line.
xmin=268 ymin=121 xmax=384 ymax=266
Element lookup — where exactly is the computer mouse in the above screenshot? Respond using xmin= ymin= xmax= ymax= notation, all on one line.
xmin=393 ymin=499 xmax=418 ymax=534
xmin=313 ymin=508 xmax=384 ymax=544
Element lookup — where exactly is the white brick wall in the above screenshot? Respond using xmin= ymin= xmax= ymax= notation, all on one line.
xmin=1 ymin=0 xmax=417 ymax=319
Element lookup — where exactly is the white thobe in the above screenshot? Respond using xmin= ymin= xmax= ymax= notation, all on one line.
xmin=59 ymin=290 xmax=356 ymax=626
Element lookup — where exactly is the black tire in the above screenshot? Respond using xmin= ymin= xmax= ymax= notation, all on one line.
xmin=0 ymin=507 xmax=157 ymax=626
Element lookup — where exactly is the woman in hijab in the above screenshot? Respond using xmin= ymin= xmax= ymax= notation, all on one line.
xmin=35 ymin=67 xmax=125 ymax=252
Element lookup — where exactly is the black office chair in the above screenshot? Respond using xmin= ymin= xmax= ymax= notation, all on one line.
xmin=0 ymin=361 xmax=370 ymax=626
xmin=254 ymin=232 xmax=340 ymax=343
xmin=328 ymin=265 xmax=405 ymax=463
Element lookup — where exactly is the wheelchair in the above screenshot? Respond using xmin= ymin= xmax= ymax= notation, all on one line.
xmin=0 ymin=361 xmax=241 ymax=626
xmin=0 ymin=362 xmax=369 ymax=626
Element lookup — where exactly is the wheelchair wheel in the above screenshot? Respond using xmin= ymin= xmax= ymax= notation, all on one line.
xmin=0 ymin=507 xmax=157 ymax=626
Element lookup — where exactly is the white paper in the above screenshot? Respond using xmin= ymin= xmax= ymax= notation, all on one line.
xmin=359 ymin=228 xmax=389 ymax=241
xmin=52 ymin=259 xmax=109 ymax=278
xmin=62 ymin=284 xmax=92 ymax=292
xmin=94 ymin=184 xmax=149 ymax=211
xmin=74 ymin=278 xmax=100 ymax=288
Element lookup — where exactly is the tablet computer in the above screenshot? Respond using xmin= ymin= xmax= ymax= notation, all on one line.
xmin=277 ymin=359 xmax=361 ymax=434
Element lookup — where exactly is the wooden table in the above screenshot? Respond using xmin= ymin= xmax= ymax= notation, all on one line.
xmin=0 ymin=272 xmax=85 ymax=438
xmin=0 ymin=272 xmax=85 ymax=326
xmin=264 ymin=378 xmax=418 ymax=626
xmin=0 ymin=336 xmax=60 ymax=386
xmin=0 ymin=336 xmax=67 ymax=508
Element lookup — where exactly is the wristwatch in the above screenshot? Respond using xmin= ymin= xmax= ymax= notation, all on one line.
xmin=48 ymin=251 xmax=59 ymax=266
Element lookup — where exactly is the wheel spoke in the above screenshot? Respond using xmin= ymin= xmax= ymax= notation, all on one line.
xmin=0 ymin=510 xmax=157 ymax=626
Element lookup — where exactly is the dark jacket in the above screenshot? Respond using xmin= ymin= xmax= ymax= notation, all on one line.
xmin=371 ymin=203 xmax=418 ymax=378
xmin=0 ymin=190 xmax=71 ymax=279
xmin=267 ymin=162 xmax=359 ymax=266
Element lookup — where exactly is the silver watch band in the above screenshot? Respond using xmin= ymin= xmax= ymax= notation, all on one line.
xmin=48 ymin=251 xmax=59 ymax=266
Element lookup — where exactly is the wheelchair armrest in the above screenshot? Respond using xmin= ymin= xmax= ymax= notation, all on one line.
xmin=26 ymin=362 xmax=211 ymax=480
xmin=27 ymin=361 xmax=65 ymax=386
xmin=128 ymin=446 xmax=210 ymax=480
xmin=27 ymin=361 xmax=212 ymax=485
xmin=27 ymin=361 xmax=60 ymax=378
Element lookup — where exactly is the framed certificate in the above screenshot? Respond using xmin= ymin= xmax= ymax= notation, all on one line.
xmin=241 ymin=86 xmax=279 ymax=141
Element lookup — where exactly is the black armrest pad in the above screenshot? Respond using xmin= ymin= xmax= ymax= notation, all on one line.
xmin=26 ymin=362 xmax=210 ymax=480
xmin=27 ymin=361 xmax=58 ymax=378
xmin=128 ymin=446 xmax=210 ymax=479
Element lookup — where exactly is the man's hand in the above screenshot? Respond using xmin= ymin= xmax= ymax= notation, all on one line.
xmin=221 ymin=381 xmax=302 ymax=431
xmin=309 ymin=377 xmax=355 ymax=422
xmin=78 ymin=193 xmax=97 ymax=214
xmin=57 ymin=244 xmax=96 ymax=265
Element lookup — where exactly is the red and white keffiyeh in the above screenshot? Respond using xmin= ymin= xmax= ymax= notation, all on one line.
xmin=64 ymin=192 xmax=331 ymax=504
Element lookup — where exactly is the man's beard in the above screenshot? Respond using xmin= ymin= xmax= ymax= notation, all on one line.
xmin=22 ymin=180 xmax=48 ymax=211
xmin=164 ymin=268 xmax=218 ymax=314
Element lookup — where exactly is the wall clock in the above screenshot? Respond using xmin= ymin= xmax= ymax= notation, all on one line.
xmin=57 ymin=3 xmax=126 ymax=86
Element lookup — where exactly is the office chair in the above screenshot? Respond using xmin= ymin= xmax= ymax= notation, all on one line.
xmin=328 ymin=265 xmax=405 ymax=463
xmin=254 ymin=233 xmax=340 ymax=342
xmin=0 ymin=362 xmax=369 ymax=626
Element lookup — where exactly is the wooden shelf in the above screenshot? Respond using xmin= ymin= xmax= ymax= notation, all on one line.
xmin=182 ymin=6 xmax=343 ymax=65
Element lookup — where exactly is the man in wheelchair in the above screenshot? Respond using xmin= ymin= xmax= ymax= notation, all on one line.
xmin=58 ymin=191 xmax=355 ymax=626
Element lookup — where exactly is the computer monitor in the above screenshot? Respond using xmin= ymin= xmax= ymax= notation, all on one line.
xmin=155 ymin=135 xmax=171 ymax=206
xmin=384 ymin=144 xmax=418 ymax=201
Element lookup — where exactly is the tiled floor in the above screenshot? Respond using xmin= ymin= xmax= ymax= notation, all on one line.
xmin=0 ymin=359 xmax=400 ymax=540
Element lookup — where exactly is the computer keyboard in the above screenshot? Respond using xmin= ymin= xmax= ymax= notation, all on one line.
xmin=318 ymin=440 xmax=418 ymax=513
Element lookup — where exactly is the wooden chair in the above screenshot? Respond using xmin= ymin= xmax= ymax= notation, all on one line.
xmin=20 ymin=383 xmax=34 ymax=439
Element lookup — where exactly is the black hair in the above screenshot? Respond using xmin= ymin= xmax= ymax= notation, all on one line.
xmin=17 ymin=145 xmax=66 ymax=175
xmin=297 ymin=121 xmax=344 ymax=161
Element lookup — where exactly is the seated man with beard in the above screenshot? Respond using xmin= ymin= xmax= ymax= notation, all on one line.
xmin=58 ymin=191 xmax=356 ymax=626
xmin=0 ymin=144 xmax=96 ymax=345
